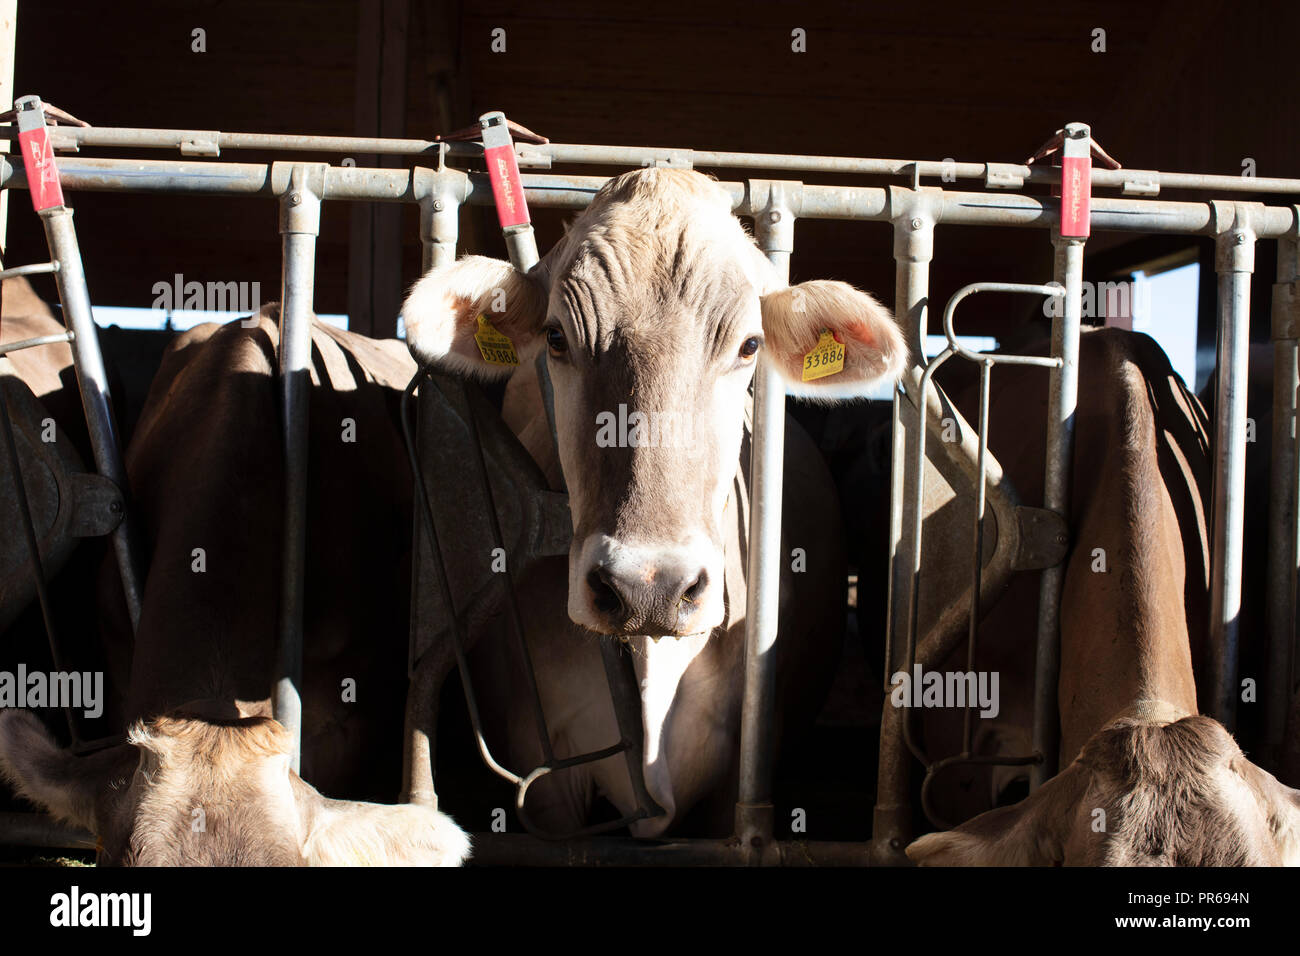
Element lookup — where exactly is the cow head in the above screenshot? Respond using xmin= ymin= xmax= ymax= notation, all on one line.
xmin=0 ymin=707 xmax=470 ymax=866
xmin=906 ymin=714 xmax=1300 ymax=866
xmin=402 ymin=168 xmax=905 ymax=637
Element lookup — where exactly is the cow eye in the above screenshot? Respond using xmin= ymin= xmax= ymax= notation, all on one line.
xmin=739 ymin=336 xmax=762 ymax=359
xmin=545 ymin=326 xmax=568 ymax=354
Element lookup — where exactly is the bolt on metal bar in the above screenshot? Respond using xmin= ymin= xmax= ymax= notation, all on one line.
xmin=273 ymin=165 xmax=324 ymax=772
xmin=736 ymin=192 xmax=793 ymax=858
xmin=38 ymin=207 xmax=144 ymax=632
xmin=1208 ymin=207 xmax=1257 ymax=730
xmin=1265 ymin=223 xmax=1300 ymax=761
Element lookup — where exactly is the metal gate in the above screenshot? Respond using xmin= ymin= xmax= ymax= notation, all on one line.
xmin=2 ymin=100 xmax=1299 ymax=865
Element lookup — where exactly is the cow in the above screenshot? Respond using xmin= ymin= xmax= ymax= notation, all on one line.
xmin=905 ymin=328 xmax=1300 ymax=865
xmin=0 ymin=310 xmax=470 ymax=865
xmin=400 ymin=167 xmax=907 ymax=836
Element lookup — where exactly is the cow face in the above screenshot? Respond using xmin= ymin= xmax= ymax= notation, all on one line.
xmin=0 ymin=708 xmax=470 ymax=866
xmin=906 ymin=715 xmax=1300 ymax=867
xmin=403 ymin=168 xmax=905 ymax=637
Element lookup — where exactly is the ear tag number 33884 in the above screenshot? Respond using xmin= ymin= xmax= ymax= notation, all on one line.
xmin=802 ymin=329 xmax=845 ymax=382
xmin=475 ymin=313 xmax=519 ymax=366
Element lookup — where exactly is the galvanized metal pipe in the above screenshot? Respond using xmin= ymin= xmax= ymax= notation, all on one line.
xmin=5 ymin=158 xmax=1299 ymax=238
xmin=735 ymin=191 xmax=793 ymax=857
xmin=273 ymin=165 xmax=324 ymax=772
xmin=1031 ymin=237 xmax=1084 ymax=787
xmin=1265 ymin=228 xmax=1300 ymax=762
xmin=0 ymin=330 xmax=72 ymax=357
xmin=419 ymin=186 xmax=462 ymax=272
xmin=38 ymin=207 xmax=144 ymax=632
xmin=402 ymin=194 xmax=462 ymax=807
xmin=874 ymin=201 xmax=933 ymax=865
xmin=43 ymin=125 xmax=1300 ymax=196
xmin=1208 ymin=207 xmax=1257 ymax=730
xmin=964 ymin=359 xmax=993 ymax=755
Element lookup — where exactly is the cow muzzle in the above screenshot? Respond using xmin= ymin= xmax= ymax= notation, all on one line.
xmin=570 ymin=535 xmax=722 ymax=637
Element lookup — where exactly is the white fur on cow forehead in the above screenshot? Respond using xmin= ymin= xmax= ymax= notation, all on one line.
xmin=538 ymin=167 xmax=774 ymax=299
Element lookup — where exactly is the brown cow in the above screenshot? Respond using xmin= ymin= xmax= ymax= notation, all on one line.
xmin=906 ymin=329 xmax=1300 ymax=865
xmin=0 ymin=309 xmax=470 ymax=865
xmin=400 ymin=167 xmax=907 ymax=836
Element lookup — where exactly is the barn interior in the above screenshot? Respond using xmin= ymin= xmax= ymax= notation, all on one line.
xmin=2 ymin=0 xmax=1297 ymax=856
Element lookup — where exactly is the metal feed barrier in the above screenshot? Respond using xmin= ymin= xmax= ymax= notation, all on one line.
xmin=0 ymin=98 xmax=1297 ymax=865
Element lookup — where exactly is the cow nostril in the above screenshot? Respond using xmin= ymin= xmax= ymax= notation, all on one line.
xmin=588 ymin=568 xmax=625 ymax=617
xmin=681 ymin=569 xmax=708 ymax=604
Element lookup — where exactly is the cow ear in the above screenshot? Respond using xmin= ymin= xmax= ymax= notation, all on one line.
xmin=759 ymin=279 xmax=907 ymax=400
xmin=0 ymin=709 xmax=131 ymax=831
xmin=906 ymin=761 xmax=1090 ymax=866
xmin=1231 ymin=756 xmax=1300 ymax=865
xmin=401 ymin=255 xmax=549 ymax=381
xmin=296 ymin=781 xmax=471 ymax=866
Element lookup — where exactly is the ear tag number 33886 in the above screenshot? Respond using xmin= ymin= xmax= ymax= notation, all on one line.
xmin=802 ymin=329 xmax=845 ymax=382
xmin=475 ymin=313 xmax=519 ymax=366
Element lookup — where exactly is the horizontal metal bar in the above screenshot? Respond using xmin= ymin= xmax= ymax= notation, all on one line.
xmin=42 ymin=125 xmax=1300 ymax=195
xmin=47 ymin=125 xmax=446 ymax=158
xmin=5 ymin=157 xmax=1297 ymax=238
xmin=940 ymin=282 xmax=1065 ymax=366
xmin=0 ymin=330 xmax=73 ymax=357
xmin=467 ymin=833 xmax=871 ymax=866
xmin=0 ymin=260 xmax=59 ymax=282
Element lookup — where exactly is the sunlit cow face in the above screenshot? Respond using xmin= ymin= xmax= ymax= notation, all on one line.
xmin=403 ymin=168 xmax=905 ymax=637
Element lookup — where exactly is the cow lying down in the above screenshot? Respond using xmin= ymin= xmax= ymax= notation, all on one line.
xmin=1 ymin=704 xmax=469 ymax=866
xmin=907 ymin=330 xmax=1300 ymax=866
xmin=0 ymin=314 xmax=470 ymax=865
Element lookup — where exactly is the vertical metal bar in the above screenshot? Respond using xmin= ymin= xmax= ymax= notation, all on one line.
xmin=1265 ymin=229 xmax=1299 ymax=762
xmin=735 ymin=192 xmax=792 ymax=856
xmin=873 ymin=200 xmax=933 ymax=864
xmin=1030 ymin=235 xmax=1083 ymax=788
xmin=885 ymin=207 xmax=934 ymax=669
xmin=403 ymin=188 xmax=460 ymax=807
xmin=417 ymin=157 xmax=464 ymax=274
xmin=1209 ymin=211 xmax=1256 ymax=730
xmin=38 ymin=208 xmax=144 ymax=631
xmin=963 ymin=359 xmax=992 ymax=756
xmin=274 ymin=166 xmax=322 ymax=772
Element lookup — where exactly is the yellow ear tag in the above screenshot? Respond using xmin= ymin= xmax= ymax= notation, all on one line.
xmin=474 ymin=313 xmax=519 ymax=366
xmin=802 ymin=329 xmax=845 ymax=382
